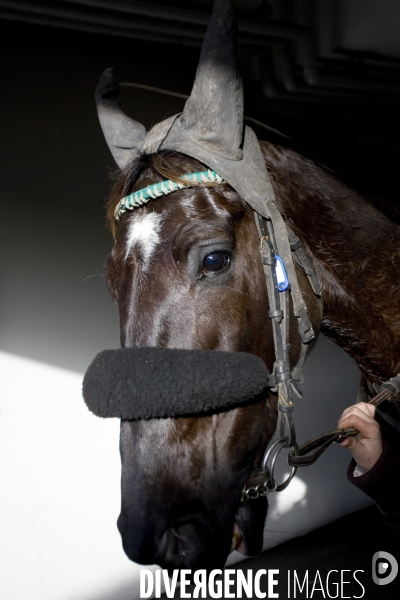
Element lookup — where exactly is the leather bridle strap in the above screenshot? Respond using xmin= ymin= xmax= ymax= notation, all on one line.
xmin=288 ymin=375 xmax=400 ymax=467
xmin=265 ymin=200 xmax=315 ymax=344
xmin=241 ymin=212 xmax=320 ymax=502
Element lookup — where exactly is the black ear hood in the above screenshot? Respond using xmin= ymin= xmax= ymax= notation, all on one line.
xmin=95 ymin=0 xmax=275 ymax=219
xmin=83 ymin=348 xmax=270 ymax=420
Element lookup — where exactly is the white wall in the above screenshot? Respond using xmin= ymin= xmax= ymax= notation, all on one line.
xmin=0 ymin=351 xmax=154 ymax=600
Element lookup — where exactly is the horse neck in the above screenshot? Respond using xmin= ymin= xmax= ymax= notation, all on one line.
xmin=260 ymin=141 xmax=400 ymax=381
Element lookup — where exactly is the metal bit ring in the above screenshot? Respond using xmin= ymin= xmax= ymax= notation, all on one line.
xmin=261 ymin=437 xmax=298 ymax=492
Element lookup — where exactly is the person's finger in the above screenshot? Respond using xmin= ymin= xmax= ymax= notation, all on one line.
xmin=339 ymin=411 xmax=368 ymax=428
xmin=340 ymin=436 xmax=357 ymax=449
xmin=338 ymin=405 xmax=376 ymax=428
xmin=339 ymin=402 xmax=376 ymax=423
xmin=338 ymin=404 xmax=383 ymax=471
xmin=339 ymin=402 xmax=376 ymax=419
xmin=338 ymin=414 xmax=380 ymax=439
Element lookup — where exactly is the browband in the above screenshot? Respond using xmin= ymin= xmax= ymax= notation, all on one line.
xmin=114 ymin=169 xmax=224 ymax=219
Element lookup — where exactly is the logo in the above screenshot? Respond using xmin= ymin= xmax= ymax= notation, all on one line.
xmin=372 ymin=551 xmax=398 ymax=585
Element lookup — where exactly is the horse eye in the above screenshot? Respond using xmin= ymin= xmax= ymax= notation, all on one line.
xmin=202 ymin=252 xmax=230 ymax=274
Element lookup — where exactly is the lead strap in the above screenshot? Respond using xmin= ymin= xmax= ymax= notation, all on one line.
xmin=287 ymin=375 xmax=400 ymax=467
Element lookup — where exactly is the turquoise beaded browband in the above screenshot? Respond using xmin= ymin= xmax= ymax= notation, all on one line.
xmin=114 ymin=170 xmax=225 ymax=220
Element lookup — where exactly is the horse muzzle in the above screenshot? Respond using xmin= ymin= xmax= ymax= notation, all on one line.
xmin=117 ymin=507 xmax=231 ymax=571
xmin=83 ymin=347 xmax=273 ymax=569
xmin=117 ymin=498 xmax=268 ymax=571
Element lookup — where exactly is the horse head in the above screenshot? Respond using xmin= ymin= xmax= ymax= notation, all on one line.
xmin=104 ymin=151 xmax=280 ymax=568
xmin=91 ymin=0 xmax=320 ymax=570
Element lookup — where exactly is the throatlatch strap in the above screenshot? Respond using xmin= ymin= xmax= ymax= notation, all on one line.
xmin=288 ymin=228 xmax=322 ymax=298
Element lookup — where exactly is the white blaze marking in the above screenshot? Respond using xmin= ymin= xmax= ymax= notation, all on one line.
xmin=125 ymin=212 xmax=162 ymax=269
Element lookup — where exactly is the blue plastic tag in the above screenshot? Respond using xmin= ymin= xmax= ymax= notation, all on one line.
xmin=275 ymin=255 xmax=290 ymax=291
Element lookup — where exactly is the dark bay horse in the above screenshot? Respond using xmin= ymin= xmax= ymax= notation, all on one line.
xmin=102 ymin=145 xmax=400 ymax=569
xmin=93 ymin=0 xmax=400 ymax=573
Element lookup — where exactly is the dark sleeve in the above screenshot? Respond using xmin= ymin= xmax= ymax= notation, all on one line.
xmin=347 ymin=440 xmax=400 ymax=531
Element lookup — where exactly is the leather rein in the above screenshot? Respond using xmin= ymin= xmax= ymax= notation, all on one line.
xmin=288 ymin=377 xmax=400 ymax=468
xmin=241 ymin=205 xmax=400 ymax=502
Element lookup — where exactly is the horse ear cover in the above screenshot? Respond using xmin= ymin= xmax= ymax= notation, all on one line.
xmin=83 ymin=348 xmax=270 ymax=420
xmin=95 ymin=0 xmax=275 ymax=219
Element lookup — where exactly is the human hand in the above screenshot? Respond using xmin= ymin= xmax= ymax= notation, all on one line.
xmin=338 ymin=402 xmax=383 ymax=472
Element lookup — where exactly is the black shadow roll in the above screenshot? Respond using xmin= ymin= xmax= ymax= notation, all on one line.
xmin=82 ymin=347 xmax=270 ymax=420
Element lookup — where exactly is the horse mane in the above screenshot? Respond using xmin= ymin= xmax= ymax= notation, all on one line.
xmin=250 ymin=127 xmax=400 ymax=226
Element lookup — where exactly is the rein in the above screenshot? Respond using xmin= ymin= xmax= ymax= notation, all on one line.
xmin=242 ymin=374 xmax=400 ymax=502
xmin=288 ymin=375 xmax=400 ymax=467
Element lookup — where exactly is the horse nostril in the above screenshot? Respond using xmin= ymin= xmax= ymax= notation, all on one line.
xmin=158 ymin=525 xmax=188 ymax=562
xmin=171 ymin=526 xmax=188 ymax=558
xmin=157 ymin=521 xmax=209 ymax=569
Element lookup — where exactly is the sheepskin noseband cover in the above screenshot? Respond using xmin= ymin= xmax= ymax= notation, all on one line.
xmin=82 ymin=347 xmax=270 ymax=420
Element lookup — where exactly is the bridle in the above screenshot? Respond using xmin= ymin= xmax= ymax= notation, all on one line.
xmin=96 ymin=0 xmax=400 ymax=517
xmin=240 ymin=198 xmax=322 ymax=502
xmin=114 ymin=166 xmax=400 ymax=503
xmin=242 ymin=202 xmax=400 ymax=501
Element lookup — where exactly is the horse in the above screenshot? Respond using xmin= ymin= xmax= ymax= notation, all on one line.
xmin=92 ymin=0 xmax=400 ymax=572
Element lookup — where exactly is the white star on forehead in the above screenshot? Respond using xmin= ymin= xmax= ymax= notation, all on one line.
xmin=125 ymin=212 xmax=163 ymax=270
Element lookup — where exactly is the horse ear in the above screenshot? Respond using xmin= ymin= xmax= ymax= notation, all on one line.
xmin=179 ymin=0 xmax=243 ymax=160
xmin=95 ymin=68 xmax=146 ymax=170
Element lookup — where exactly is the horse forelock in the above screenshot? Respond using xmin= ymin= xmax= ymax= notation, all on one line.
xmin=108 ymin=152 xmax=249 ymax=230
xmin=106 ymin=149 xmax=249 ymax=280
